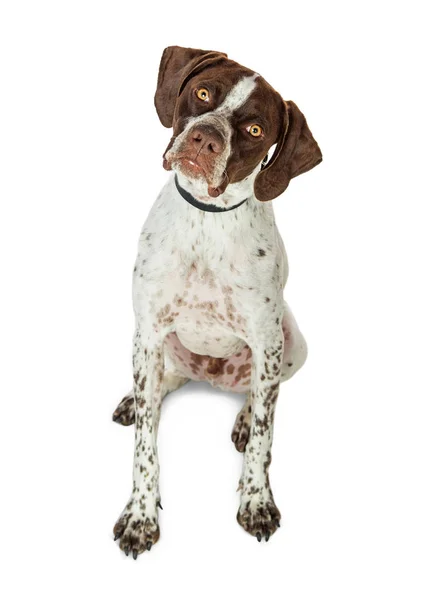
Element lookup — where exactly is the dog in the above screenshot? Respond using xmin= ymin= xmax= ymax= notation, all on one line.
xmin=112 ymin=46 xmax=322 ymax=558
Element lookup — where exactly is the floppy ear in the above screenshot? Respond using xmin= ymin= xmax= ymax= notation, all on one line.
xmin=254 ymin=100 xmax=322 ymax=202
xmin=154 ymin=46 xmax=227 ymax=128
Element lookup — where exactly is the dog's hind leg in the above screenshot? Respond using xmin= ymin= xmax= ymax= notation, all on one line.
xmin=112 ymin=369 xmax=189 ymax=426
xmin=112 ymin=392 xmax=134 ymax=426
xmin=231 ymin=394 xmax=252 ymax=452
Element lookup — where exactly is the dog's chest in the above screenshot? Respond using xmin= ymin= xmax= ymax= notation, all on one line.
xmin=160 ymin=261 xmax=251 ymax=356
xmin=133 ymin=179 xmax=286 ymax=356
xmin=137 ymin=240 xmax=251 ymax=355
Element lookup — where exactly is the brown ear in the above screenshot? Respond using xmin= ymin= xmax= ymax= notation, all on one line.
xmin=254 ymin=101 xmax=322 ymax=202
xmin=154 ymin=46 xmax=227 ymax=128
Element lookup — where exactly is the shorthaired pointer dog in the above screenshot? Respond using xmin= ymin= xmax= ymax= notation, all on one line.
xmin=112 ymin=46 xmax=322 ymax=557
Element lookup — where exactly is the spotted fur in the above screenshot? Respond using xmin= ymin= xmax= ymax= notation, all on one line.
xmin=113 ymin=52 xmax=319 ymax=557
xmin=231 ymin=394 xmax=252 ymax=452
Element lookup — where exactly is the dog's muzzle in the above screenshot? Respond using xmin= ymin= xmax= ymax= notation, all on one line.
xmin=165 ymin=115 xmax=232 ymax=195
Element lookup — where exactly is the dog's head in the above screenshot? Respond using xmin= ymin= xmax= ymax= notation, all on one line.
xmin=155 ymin=46 xmax=322 ymax=202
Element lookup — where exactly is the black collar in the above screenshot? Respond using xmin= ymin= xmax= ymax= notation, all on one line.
xmin=174 ymin=175 xmax=249 ymax=213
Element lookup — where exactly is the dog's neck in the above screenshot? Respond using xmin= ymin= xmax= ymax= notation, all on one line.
xmin=174 ymin=164 xmax=261 ymax=211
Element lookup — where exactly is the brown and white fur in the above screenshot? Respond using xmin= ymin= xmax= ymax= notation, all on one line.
xmin=112 ymin=46 xmax=322 ymax=557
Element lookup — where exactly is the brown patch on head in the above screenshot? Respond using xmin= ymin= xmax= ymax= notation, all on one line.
xmin=155 ymin=46 xmax=228 ymax=129
xmin=155 ymin=46 xmax=322 ymax=200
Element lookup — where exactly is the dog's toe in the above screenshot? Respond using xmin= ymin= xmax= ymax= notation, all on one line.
xmin=231 ymin=409 xmax=251 ymax=452
xmin=112 ymin=394 xmax=135 ymax=426
xmin=237 ymin=496 xmax=281 ymax=541
xmin=113 ymin=501 xmax=160 ymax=557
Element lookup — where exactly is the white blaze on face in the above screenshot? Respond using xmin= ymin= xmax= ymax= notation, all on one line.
xmin=167 ymin=74 xmax=260 ymax=191
xmin=216 ymin=73 xmax=259 ymax=115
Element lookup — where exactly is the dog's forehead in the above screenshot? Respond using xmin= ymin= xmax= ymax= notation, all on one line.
xmin=189 ymin=62 xmax=281 ymax=116
xmin=216 ymin=73 xmax=259 ymax=113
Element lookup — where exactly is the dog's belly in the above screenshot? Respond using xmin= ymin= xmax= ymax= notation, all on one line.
xmin=158 ymin=270 xmax=249 ymax=358
xmin=164 ymin=309 xmax=305 ymax=393
xmin=175 ymin=322 xmax=246 ymax=358
xmin=155 ymin=270 xmax=305 ymax=391
xmin=164 ymin=329 xmax=253 ymax=392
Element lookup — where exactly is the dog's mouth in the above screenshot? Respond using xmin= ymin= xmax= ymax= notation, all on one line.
xmin=163 ymin=152 xmax=229 ymax=197
xmin=164 ymin=151 xmax=208 ymax=178
xmin=176 ymin=155 xmax=206 ymax=177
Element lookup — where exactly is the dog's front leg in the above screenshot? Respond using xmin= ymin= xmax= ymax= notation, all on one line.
xmin=237 ymin=333 xmax=284 ymax=541
xmin=113 ymin=324 xmax=165 ymax=557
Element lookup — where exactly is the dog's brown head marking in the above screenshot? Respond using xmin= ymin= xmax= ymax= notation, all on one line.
xmin=155 ymin=46 xmax=322 ymax=201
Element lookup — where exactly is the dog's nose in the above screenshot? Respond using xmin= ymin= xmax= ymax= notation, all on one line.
xmin=190 ymin=127 xmax=223 ymax=155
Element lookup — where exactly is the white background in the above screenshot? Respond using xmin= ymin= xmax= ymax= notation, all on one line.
xmin=1 ymin=1 xmax=427 ymax=598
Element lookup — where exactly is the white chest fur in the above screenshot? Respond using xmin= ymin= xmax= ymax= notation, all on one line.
xmin=133 ymin=175 xmax=288 ymax=356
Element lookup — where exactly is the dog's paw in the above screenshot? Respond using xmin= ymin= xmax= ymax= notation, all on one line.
xmin=112 ymin=393 xmax=135 ymax=426
xmin=237 ymin=494 xmax=281 ymax=542
xmin=113 ymin=499 xmax=160 ymax=558
xmin=231 ymin=403 xmax=251 ymax=452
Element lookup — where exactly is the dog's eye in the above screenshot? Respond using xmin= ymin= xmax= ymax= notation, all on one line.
xmin=247 ymin=124 xmax=263 ymax=137
xmin=196 ymin=88 xmax=210 ymax=102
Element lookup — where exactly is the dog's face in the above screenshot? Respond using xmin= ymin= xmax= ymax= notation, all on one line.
xmin=155 ymin=47 xmax=322 ymax=202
